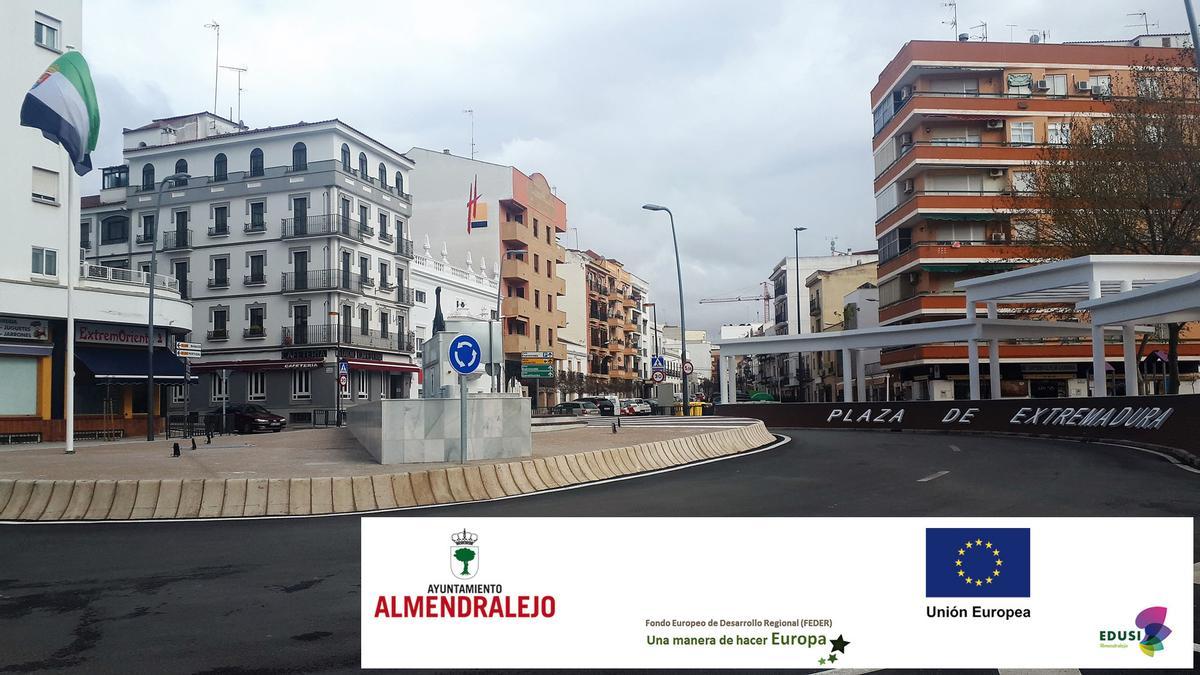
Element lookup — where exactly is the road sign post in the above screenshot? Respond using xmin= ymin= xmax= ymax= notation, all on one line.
xmin=450 ymin=335 xmax=483 ymax=464
xmin=337 ymin=360 xmax=349 ymax=427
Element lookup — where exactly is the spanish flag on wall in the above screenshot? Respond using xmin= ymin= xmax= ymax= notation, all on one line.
xmin=466 ymin=175 xmax=488 ymax=233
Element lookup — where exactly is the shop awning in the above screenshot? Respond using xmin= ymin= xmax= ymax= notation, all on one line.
xmin=343 ymin=359 xmax=423 ymax=383
xmin=76 ymin=346 xmax=188 ymax=380
xmin=190 ymin=359 xmax=324 ymax=372
xmin=0 ymin=342 xmax=53 ymax=357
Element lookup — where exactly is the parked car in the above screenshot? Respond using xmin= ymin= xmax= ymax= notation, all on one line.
xmin=210 ymin=404 xmax=287 ymax=434
xmin=575 ymin=397 xmax=616 ymax=416
xmin=620 ymin=399 xmax=652 ymax=416
xmin=551 ymin=401 xmax=600 ymax=416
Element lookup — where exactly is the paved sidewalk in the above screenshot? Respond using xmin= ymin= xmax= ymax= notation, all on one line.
xmin=0 ymin=418 xmax=759 ymax=481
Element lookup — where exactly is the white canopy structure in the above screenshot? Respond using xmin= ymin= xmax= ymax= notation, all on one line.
xmin=1079 ymin=271 xmax=1200 ymax=327
xmin=716 ymin=255 xmax=1200 ymax=404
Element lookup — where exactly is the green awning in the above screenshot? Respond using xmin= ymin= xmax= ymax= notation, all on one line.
xmin=922 ymin=263 xmax=1020 ymax=273
xmin=925 ymin=214 xmax=1006 ymax=222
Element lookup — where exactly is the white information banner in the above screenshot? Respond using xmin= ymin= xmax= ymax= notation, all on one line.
xmin=361 ymin=517 xmax=1193 ymax=669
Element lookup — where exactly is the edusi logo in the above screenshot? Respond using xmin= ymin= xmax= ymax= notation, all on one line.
xmin=1098 ymin=606 xmax=1171 ymax=656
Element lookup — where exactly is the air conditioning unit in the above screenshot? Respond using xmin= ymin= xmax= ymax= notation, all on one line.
xmin=991 ymin=232 xmax=1006 ymax=242
xmin=985 ymin=119 xmax=1005 ymax=129
xmin=1076 ymin=80 xmax=1092 ymax=92
xmin=899 ymin=85 xmax=914 ymax=99
xmin=988 ymin=168 xmax=1006 ymax=177
xmin=902 ymin=178 xmax=915 ymax=194
xmin=899 ymin=132 xmax=913 ymax=146
xmin=1035 ymin=79 xmax=1050 ymax=91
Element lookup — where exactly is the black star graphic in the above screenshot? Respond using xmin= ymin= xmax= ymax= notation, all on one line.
xmin=828 ymin=653 xmax=837 ymax=663
xmin=830 ymin=634 xmax=850 ymax=653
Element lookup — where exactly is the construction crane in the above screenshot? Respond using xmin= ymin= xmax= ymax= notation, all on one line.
xmin=699 ymin=282 xmax=773 ymax=323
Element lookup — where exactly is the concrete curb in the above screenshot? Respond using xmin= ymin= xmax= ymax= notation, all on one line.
xmin=0 ymin=421 xmax=774 ymax=522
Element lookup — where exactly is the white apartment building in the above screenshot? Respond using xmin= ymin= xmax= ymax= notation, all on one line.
xmin=1 ymin=0 xmax=192 ymax=442
xmin=408 ymin=235 xmax=500 ymax=395
xmin=765 ymin=251 xmax=878 ymax=400
xmin=629 ymin=272 xmax=652 ymax=384
xmin=81 ymin=115 xmax=418 ymax=424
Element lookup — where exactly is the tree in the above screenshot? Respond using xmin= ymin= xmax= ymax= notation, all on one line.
xmin=453 ymin=547 xmax=475 ymax=576
xmin=1011 ymin=54 xmax=1200 ymax=393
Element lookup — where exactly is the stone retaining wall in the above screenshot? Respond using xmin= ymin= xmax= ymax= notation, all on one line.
xmin=0 ymin=422 xmax=775 ymax=522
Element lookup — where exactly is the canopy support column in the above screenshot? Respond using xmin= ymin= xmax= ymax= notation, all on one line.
xmin=841 ymin=348 xmax=853 ymax=403
xmin=966 ymin=300 xmax=980 ymax=400
xmin=855 ymin=349 xmax=867 ymax=402
xmin=987 ymin=302 xmax=1001 ymax=400
xmin=720 ymin=355 xmax=733 ymax=404
xmin=1121 ymin=325 xmax=1137 ymax=396
xmin=1091 ymin=325 xmax=1107 ymax=397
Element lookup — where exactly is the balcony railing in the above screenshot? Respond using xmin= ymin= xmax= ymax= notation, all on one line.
xmin=208 ymin=224 xmax=230 ymax=237
xmin=396 ymin=287 xmax=414 ymax=306
xmin=281 ymin=214 xmax=368 ymax=241
xmin=243 ymin=273 xmax=267 ymax=286
xmin=81 ymin=239 xmax=91 ymax=250
xmin=207 ymin=276 xmax=230 ymax=289
xmin=281 ymin=325 xmax=417 ymax=353
xmin=79 ymin=262 xmax=179 ymax=293
xmin=162 ymin=229 xmax=193 ymax=250
xmin=397 ymin=237 xmax=414 ymax=259
xmin=244 ymin=221 xmax=267 ymax=233
xmin=280 ymin=269 xmax=365 ymax=293
xmin=135 ymin=233 xmax=155 ymax=245
xmin=243 ymin=326 xmax=267 ymax=339
xmin=379 ymin=230 xmax=394 ymax=244
xmin=207 ymin=328 xmax=229 ymax=341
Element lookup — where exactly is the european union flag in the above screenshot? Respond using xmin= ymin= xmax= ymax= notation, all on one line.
xmin=925 ymin=528 xmax=1030 ymax=597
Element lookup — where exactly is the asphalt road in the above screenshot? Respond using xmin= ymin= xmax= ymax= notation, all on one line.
xmin=0 ymin=428 xmax=1195 ymax=673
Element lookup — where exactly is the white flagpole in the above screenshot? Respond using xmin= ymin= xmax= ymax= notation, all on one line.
xmin=64 ymin=149 xmax=75 ymax=454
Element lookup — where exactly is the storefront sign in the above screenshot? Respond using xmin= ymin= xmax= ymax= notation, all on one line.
xmin=76 ymin=322 xmax=166 ymax=347
xmin=283 ymin=348 xmax=328 ymax=361
xmin=0 ymin=316 xmax=49 ymax=341
xmin=717 ymin=395 xmax=1195 ymax=452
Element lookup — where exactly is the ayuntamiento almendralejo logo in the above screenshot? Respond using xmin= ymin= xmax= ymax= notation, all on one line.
xmin=451 ymin=529 xmax=479 ymax=578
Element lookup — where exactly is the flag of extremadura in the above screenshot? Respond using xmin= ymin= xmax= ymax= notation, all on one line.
xmin=20 ymin=51 xmax=100 ymax=176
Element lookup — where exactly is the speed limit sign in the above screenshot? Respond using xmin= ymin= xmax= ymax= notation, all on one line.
xmin=682 ymin=361 xmax=694 ymax=375
xmin=652 ymin=370 xmax=665 ymax=383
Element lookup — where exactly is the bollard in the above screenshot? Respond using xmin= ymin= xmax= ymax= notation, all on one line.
xmin=611 ymin=422 xmax=617 ymax=434
xmin=190 ymin=437 xmax=197 ymax=451
xmin=617 ymin=416 xmax=622 ymax=428
xmin=171 ymin=442 xmax=181 ymax=457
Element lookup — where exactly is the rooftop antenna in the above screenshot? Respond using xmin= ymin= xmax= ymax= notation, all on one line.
xmin=219 ymin=64 xmax=247 ymax=125
xmin=1028 ymin=28 xmax=1048 ymax=43
xmin=1125 ymin=11 xmax=1158 ymax=34
xmin=462 ymin=108 xmax=476 ymax=159
xmin=827 ymin=236 xmax=839 ymax=255
xmin=203 ymin=21 xmax=220 ymax=114
xmin=969 ymin=21 xmax=988 ymax=42
xmin=1006 ymin=24 xmax=1018 ymax=41
xmin=941 ymin=1 xmax=958 ymax=39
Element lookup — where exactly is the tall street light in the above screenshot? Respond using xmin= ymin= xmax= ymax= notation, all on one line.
xmin=793 ymin=226 xmax=807 ymax=401
xmin=641 ymin=204 xmax=689 ymax=405
xmin=492 ymin=248 xmax=528 ymax=392
xmin=147 ymin=172 xmax=189 ymax=440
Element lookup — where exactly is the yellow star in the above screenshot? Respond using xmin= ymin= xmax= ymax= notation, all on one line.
xmin=965 ymin=576 xmax=973 ymax=584
xmin=975 ymin=538 xmax=982 ymax=546
xmin=993 ymin=549 xmax=1000 ymax=557
xmin=958 ymin=548 xmax=965 ymax=556
xmin=996 ymin=560 xmax=1003 ymax=566
xmin=985 ymin=577 xmax=993 ymax=584
xmin=985 ymin=541 xmax=992 ymax=548
xmin=965 ymin=542 xmax=973 ymax=549
xmin=975 ymin=580 xmax=982 ymax=586
xmin=993 ymin=569 xmax=1000 ymax=576
xmin=957 ymin=570 xmax=964 ymax=577
xmin=955 ymin=559 xmax=962 ymax=567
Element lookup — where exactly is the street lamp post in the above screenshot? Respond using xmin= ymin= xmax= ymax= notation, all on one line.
xmin=147 ymin=172 xmax=189 ymax=441
xmin=793 ymin=226 xmax=807 ymax=402
xmin=492 ymin=248 xmax=528 ymax=393
xmin=642 ymin=204 xmax=688 ymax=405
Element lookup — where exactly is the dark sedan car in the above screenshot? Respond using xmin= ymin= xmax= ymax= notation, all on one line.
xmin=210 ymin=404 xmax=287 ymax=434
xmin=574 ymin=397 xmax=616 ymax=416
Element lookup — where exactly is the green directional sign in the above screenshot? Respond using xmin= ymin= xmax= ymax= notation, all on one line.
xmin=521 ymin=364 xmax=554 ymax=379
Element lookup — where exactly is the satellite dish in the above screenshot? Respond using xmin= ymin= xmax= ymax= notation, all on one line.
xmin=1029 ymin=34 xmax=1041 ymax=44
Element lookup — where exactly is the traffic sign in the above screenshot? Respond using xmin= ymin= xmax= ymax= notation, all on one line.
xmin=651 ymin=370 xmax=665 ymax=383
xmin=651 ymin=355 xmax=666 ymax=371
xmin=522 ymin=351 xmax=553 ymax=360
xmin=338 ymin=373 xmax=348 ymax=386
xmin=177 ymin=341 xmax=202 ymax=350
xmin=682 ymin=360 xmax=694 ymax=375
xmin=339 ymin=361 xmax=349 ymax=376
xmin=521 ymin=364 xmax=554 ymax=379
xmin=450 ymin=335 xmax=482 ymax=374
xmin=176 ymin=349 xmax=202 ymax=359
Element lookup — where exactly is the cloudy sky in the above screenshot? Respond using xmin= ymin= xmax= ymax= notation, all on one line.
xmin=82 ymin=0 xmax=1191 ymax=335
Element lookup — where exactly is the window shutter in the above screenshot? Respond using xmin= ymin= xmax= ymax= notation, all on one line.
xmin=32 ymin=167 xmax=59 ymax=201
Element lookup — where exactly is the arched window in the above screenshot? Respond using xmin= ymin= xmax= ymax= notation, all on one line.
xmin=213 ymin=153 xmax=227 ymax=182
xmin=358 ymin=152 xmax=368 ymax=178
xmin=141 ymin=163 xmax=155 ymax=190
xmin=378 ymin=162 xmax=387 ymax=187
xmin=395 ymin=171 xmax=404 ymax=195
xmin=174 ymin=159 xmax=188 ymax=185
xmin=249 ymin=148 xmax=264 ymax=177
xmin=340 ymin=143 xmax=351 ymax=171
xmin=291 ymin=142 xmax=307 ymax=171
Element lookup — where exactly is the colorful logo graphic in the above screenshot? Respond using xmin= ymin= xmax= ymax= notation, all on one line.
xmin=450 ymin=529 xmax=479 ymax=578
xmin=1135 ymin=606 xmax=1170 ymax=657
xmin=466 ymin=175 xmax=488 ymax=233
xmin=925 ymin=528 xmax=1031 ymax=597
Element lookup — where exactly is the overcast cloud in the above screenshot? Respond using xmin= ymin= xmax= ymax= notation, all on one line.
xmin=82 ymin=0 xmax=1191 ymax=335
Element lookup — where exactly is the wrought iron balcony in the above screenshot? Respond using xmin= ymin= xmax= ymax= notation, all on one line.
xmin=280 ymin=269 xmax=365 ymax=294
xmin=207 ymin=276 xmax=230 ymax=289
xmin=379 ymin=230 xmax=394 ymax=244
xmin=280 ymin=214 xmax=366 ymax=242
xmin=207 ymin=328 xmax=229 ymax=341
xmin=281 ymin=325 xmax=418 ymax=353
xmin=208 ymin=224 xmax=230 ymax=237
xmin=396 ymin=287 xmax=415 ymax=306
xmin=243 ymin=326 xmax=267 ymax=339
xmin=396 ymin=237 xmax=414 ymax=259
xmin=162 ymin=229 xmax=193 ymax=250
xmin=135 ymin=232 xmax=155 ymax=245
xmin=244 ymin=221 xmax=267 ymax=233
xmin=243 ymin=273 xmax=267 ymax=286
